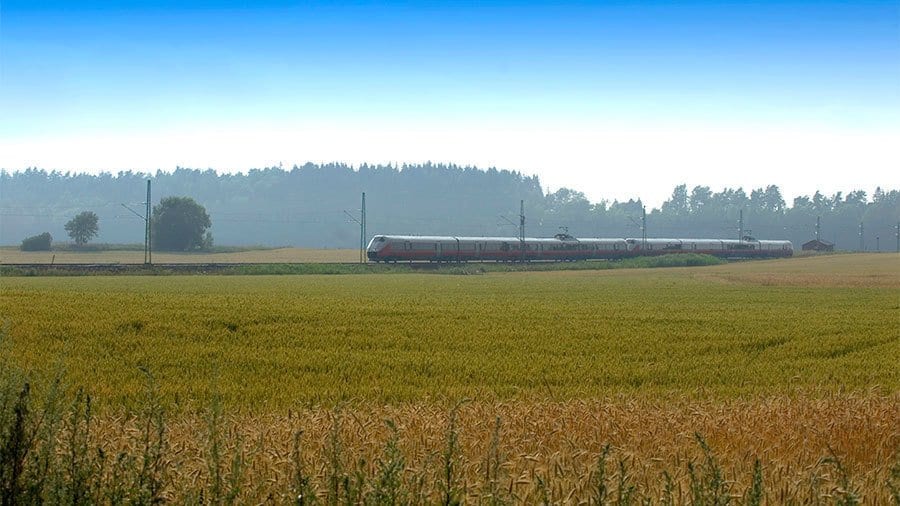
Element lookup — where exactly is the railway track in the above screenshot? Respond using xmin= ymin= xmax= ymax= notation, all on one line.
xmin=0 ymin=261 xmax=454 ymax=272
xmin=0 ymin=255 xmax=737 ymax=275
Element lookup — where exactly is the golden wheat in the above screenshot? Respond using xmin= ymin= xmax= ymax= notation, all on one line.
xmin=75 ymin=395 xmax=898 ymax=503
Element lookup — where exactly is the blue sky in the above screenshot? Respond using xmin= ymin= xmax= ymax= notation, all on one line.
xmin=1 ymin=0 xmax=898 ymax=205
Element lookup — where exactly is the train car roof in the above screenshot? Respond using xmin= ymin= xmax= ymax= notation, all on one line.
xmin=376 ymin=235 xmax=626 ymax=243
xmin=378 ymin=235 xmax=520 ymax=242
xmin=627 ymin=237 xmax=683 ymax=242
xmin=629 ymin=237 xmax=775 ymax=243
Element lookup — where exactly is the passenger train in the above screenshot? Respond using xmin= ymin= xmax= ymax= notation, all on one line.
xmin=366 ymin=233 xmax=793 ymax=262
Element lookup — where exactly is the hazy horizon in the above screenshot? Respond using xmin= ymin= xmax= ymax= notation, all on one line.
xmin=2 ymin=0 xmax=898 ymax=208
xmin=1 ymin=165 xmax=896 ymax=212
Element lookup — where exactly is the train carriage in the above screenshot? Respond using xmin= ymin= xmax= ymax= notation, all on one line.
xmin=369 ymin=234 xmax=645 ymax=262
xmin=625 ymin=237 xmax=793 ymax=258
xmin=368 ymin=234 xmax=792 ymax=262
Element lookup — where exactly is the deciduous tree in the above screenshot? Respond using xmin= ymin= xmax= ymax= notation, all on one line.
xmin=64 ymin=211 xmax=99 ymax=246
xmin=151 ymin=197 xmax=212 ymax=251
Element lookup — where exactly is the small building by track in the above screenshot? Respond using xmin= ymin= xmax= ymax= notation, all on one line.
xmin=801 ymin=239 xmax=834 ymax=252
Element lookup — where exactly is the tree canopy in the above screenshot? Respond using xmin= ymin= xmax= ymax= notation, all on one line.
xmin=64 ymin=211 xmax=99 ymax=246
xmin=0 ymin=165 xmax=897 ymax=250
xmin=151 ymin=196 xmax=212 ymax=251
xmin=20 ymin=232 xmax=52 ymax=251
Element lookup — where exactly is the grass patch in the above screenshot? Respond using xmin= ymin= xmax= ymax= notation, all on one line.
xmin=0 ymin=253 xmax=724 ymax=277
xmin=224 ymin=253 xmax=723 ymax=275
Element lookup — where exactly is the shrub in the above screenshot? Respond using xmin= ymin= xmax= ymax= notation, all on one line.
xmin=20 ymin=232 xmax=52 ymax=251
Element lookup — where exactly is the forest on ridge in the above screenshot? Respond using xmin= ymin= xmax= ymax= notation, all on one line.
xmin=1 ymin=163 xmax=897 ymax=250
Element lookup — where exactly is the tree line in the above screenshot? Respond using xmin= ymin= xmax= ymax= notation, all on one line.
xmin=18 ymin=197 xmax=211 ymax=252
xmin=1 ymin=164 xmax=897 ymax=250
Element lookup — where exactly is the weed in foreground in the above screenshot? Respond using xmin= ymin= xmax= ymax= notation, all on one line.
xmin=0 ymin=371 xmax=897 ymax=504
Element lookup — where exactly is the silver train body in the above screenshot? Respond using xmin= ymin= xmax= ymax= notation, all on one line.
xmin=366 ymin=234 xmax=793 ymax=262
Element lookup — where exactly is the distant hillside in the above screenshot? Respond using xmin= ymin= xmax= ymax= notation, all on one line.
xmin=1 ymin=164 xmax=897 ymax=250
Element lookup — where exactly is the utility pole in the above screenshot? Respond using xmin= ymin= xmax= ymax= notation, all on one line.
xmin=815 ymin=216 xmax=821 ymax=243
xmin=859 ymin=222 xmax=864 ymax=251
xmin=145 ymin=179 xmax=152 ymax=265
xmin=499 ymin=202 xmax=526 ymax=261
xmin=121 ymin=180 xmax=152 ymax=265
xmin=359 ymin=192 xmax=366 ymax=264
xmin=738 ymin=209 xmax=744 ymax=242
xmin=519 ymin=199 xmax=525 ymax=262
xmin=627 ymin=207 xmax=647 ymax=247
xmin=641 ymin=206 xmax=647 ymax=248
xmin=876 ymin=236 xmax=880 ymax=252
xmin=896 ymin=221 xmax=899 ymax=253
xmin=344 ymin=193 xmax=366 ymax=264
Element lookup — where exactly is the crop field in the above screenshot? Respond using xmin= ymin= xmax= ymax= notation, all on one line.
xmin=1 ymin=253 xmax=898 ymax=503
xmin=0 ymin=246 xmax=359 ymax=264
xmin=2 ymin=254 xmax=897 ymax=405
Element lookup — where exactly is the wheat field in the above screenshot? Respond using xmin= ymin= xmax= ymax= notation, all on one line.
xmin=1 ymin=253 xmax=898 ymax=503
xmin=1 ymin=255 xmax=897 ymax=407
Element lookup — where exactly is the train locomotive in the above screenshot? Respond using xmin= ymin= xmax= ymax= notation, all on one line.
xmin=366 ymin=233 xmax=793 ymax=262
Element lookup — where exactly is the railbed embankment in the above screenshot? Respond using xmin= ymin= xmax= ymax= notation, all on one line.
xmin=0 ymin=253 xmax=725 ymax=276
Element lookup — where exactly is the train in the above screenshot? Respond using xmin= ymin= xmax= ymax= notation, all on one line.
xmin=365 ymin=232 xmax=793 ymax=262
